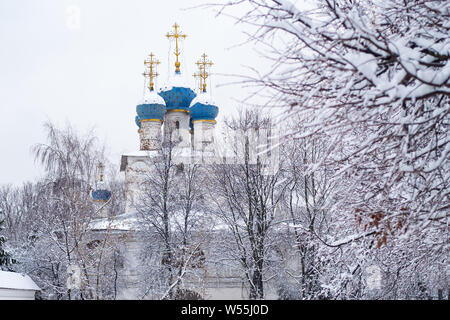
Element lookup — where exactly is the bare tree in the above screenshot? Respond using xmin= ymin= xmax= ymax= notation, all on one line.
xmin=206 ymin=109 xmax=285 ymax=299
xmin=0 ymin=121 xmax=124 ymax=299
xmin=211 ymin=0 xmax=449 ymax=299
xmin=136 ymin=135 xmax=207 ymax=299
xmin=275 ymin=118 xmax=337 ymax=299
xmin=214 ymin=0 xmax=449 ymax=248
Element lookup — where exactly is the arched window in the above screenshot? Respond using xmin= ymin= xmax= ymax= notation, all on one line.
xmin=175 ymin=121 xmax=180 ymax=129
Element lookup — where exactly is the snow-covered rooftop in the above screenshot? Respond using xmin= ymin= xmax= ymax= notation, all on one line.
xmin=89 ymin=210 xmax=228 ymax=232
xmin=139 ymin=90 xmax=166 ymax=105
xmin=0 ymin=271 xmax=40 ymax=291
xmin=190 ymin=91 xmax=217 ymax=107
xmin=159 ymin=71 xmax=191 ymax=90
xmin=90 ymin=211 xmax=139 ymax=231
xmin=120 ymin=150 xmax=160 ymax=171
xmin=122 ymin=150 xmax=159 ymax=158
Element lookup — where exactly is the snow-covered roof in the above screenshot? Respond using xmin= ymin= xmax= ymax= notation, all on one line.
xmin=90 ymin=211 xmax=139 ymax=231
xmin=122 ymin=150 xmax=159 ymax=158
xmin=159 ymin=71 xmax=191 ymax=90
xmin=139 ymin=90 xmax=166 ymax=105
xmin=190 ymin=92 xmax=217 ymax=107
xmin=120 ymin=147 xmax=197 ymax=171
xmin=0 ymin=271 xmax=40 ymax=291
xmin=120 ymin=150 xmax=160 ymax=171
xmin=90 ymin=209 xmax=230 ymax=233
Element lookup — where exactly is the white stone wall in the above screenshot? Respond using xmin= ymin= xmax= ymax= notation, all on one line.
xmin=139 ymin=120 xmax=162 ymax=151
xmin=124 ymin=157 xmax=151 ymax=213
xmin=116 ymin=234 xmax=141 ymax=299
xmin=94 ymin=200 xmax=109 ymax=218
xmin=193 ymin=121 xmax=215 ymax=151
xmin=113 ymin=114 xmax=287 ymax=300
xmin=163 ymin=110 xmax=191 ymax=148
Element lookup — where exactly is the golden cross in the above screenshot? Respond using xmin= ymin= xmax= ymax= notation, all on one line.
xmin=143 ymin=53 xmax=160 ymax=91
xmin=166 ymin=23 xmax=187 ymax=73
xmin=193 ymin=53 xmax=213 ymax=92
xmin=98 ymin=162 xmax=104 ymax=182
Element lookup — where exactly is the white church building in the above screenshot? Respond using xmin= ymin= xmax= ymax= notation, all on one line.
xmin=88 ymin=23 xmax=280 ymax=300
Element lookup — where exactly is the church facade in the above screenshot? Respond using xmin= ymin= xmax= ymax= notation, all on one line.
xmin=88 ymin=24 xmax=282 ymax=300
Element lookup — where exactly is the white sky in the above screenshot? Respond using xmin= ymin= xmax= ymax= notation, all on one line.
xmin=0 ymin=0 xmax=271 ymax=185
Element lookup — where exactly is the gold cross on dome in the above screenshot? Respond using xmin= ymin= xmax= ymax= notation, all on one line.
xmin=193 ymin=53 xmax=213 ymax=92
xmin=143 ymin=53 xmax=160 ymax=91
xmin=98 ymin=162 xmax=104 ymax=182
xmin=166 ymin=23 xmax=187 ymax=73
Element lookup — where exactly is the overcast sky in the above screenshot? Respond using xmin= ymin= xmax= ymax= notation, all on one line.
xmin=0 ymin=0 xmax=274 ymax=185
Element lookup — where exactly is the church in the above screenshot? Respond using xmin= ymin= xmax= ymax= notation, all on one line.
xmin=87 ymin=23 xmax=279 ymax=300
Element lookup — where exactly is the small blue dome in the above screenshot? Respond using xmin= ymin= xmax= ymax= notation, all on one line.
xmin=135 ymin=115 xmax=141 ymax=129
xmin=136 ymin=103 xmax=166 ymax=121
xmin=189 ymin=93 xmax=219 ymax=122
xmin=158 ymin=72 xmax=196 ymax=111
xmin=92 ymin=189 xmax=111 ymax=202
xmin=135 ymin=90 xmax=166 ymax=127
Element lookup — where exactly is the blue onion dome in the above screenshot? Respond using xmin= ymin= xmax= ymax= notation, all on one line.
xmin=189 ymin=92 xmax=219 ymax=122
xmin=135 ymin=90 xmax=166 ymax=127
xmin=92 ymin=179 xmax=111 ymax=202
xmin=92 ymin=189 xmax=111 ymax=202
xmin=158 ymin=72 xmax=196 ymax=112
xmin=92 ymin=162 xmax=111 ymax=202
xmin=135 ymin=115 xmax=141 ymax=129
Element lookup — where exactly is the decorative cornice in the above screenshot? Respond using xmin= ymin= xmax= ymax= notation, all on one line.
xmin=167 ymin=109 xmax=190 ymax=114
xmin=192 ymin=119 xmax=217 ymax=124
xmin=140 ymin=119 xmax=163 ymax=123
